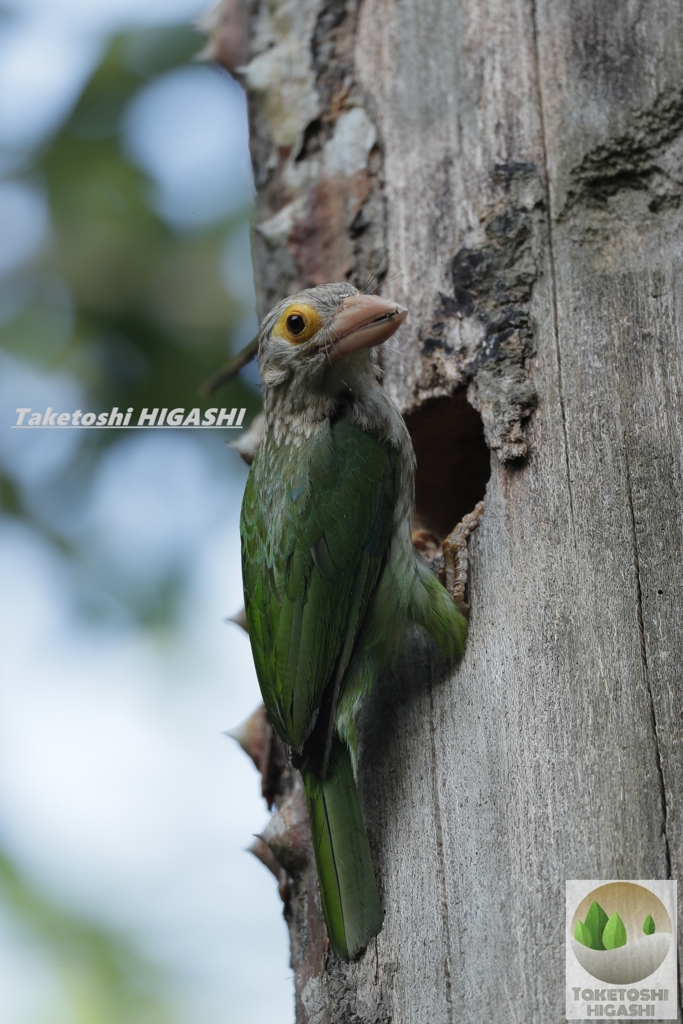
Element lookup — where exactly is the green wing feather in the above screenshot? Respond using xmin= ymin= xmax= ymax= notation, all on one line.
xmin=241 ymin=408 xmax=470 ymax=960
xmin=240 ymin=412 xmax=399 ymax=753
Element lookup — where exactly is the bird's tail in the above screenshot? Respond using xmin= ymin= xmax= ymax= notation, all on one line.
xmin=302 ymin=736 xmax=383 ymax=960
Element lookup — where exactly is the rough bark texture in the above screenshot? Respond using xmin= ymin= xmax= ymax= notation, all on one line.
xmin=207 ymin=1 xmax=683 ymax=1020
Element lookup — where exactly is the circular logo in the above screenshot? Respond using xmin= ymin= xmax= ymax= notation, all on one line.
xmin=571 ymin=882 xmax=671 ymax=984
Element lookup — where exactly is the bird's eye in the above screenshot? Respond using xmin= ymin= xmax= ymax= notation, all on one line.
xmin=286 ymin=313 xmax=306 ymax=336
xmin=274 ymin=302 xmax=322 ymax=344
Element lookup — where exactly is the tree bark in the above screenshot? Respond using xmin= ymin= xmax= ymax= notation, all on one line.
xmin=206 ymin=1 xmax=683 ymax=1020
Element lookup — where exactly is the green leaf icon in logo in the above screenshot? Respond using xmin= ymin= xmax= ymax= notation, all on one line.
xmin=643 ymin=914 xmax=655 ymax=935
xmin=603 ymin=912 xmax=627 ymax=950
xmin=574 ymin=921 xmax=593 ymax=947
xmin=585 ymin=901 xmax=609 ymax=950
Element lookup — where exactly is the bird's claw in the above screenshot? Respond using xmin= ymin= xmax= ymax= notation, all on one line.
xmin=442 ymin=500 xmax=484 ymax=615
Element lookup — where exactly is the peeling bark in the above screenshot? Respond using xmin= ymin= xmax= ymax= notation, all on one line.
xmin=239 ymin=0 xmax=387 ymax=311
xmin=209 ymin=0 xmax=683 ymax=1020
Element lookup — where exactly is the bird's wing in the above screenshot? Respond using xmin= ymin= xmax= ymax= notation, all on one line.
xmin=241 ymin=413 xmax=400 ymax=753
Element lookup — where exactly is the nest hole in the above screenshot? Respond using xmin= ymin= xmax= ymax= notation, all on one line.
xmin=404 ymin=392 xmax=490 ymax=541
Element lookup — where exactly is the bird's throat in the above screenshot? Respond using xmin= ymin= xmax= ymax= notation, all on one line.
xmin=263 ymin=384 xmax=338 ymax=447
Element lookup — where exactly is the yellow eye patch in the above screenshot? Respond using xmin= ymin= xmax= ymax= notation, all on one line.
xmin=272 ymin=303 xmax=323 ymax=345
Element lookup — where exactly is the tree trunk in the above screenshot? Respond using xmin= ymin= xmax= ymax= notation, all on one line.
xmin=206 ymin=1 xmax=683 ymax=1019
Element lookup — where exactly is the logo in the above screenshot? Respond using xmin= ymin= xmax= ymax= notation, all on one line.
xmin=566 ymin=881 xmax=677 ymax=1019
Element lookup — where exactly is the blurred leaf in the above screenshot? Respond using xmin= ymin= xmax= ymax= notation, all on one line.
xmin=2 ymin=25 xmax=259 ymax=424
xmin=0 ymin=20 xmax=261 ymax=1024
xmin=0 ymin=844 xmax=172 ymax=1024
xmin=643 ymin=914 xmax=655 ymax=935
xmin=0 ymin=24 xmax=260 ymax=621
xmin=122 ymin=25 xmax=205 ymax=79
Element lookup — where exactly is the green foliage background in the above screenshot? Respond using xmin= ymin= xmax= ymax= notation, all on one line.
xmin=0 ymin=22 xmax=260 ymax=1023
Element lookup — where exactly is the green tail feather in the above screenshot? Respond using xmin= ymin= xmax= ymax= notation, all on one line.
xmin=303 ymin=737 xmax=383 ymax=960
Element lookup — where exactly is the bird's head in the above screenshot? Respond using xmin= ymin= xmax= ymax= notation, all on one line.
xmin=258 ymin=282 xmax=407 ymax=397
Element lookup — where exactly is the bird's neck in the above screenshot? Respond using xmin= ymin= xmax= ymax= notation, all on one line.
xmin=263 ymin=383 xmax=337 ymax=447
xmin=263 ymin=365 xmax=416 ymax=537
xmin=262 ymin=362 xmax=411 ymax=454
xmin=348 ymin=372 xmax=416 ymax=531
xmin=345 ymin=371 xmax=411 ymax=450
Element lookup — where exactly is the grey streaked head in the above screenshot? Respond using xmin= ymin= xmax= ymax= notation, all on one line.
xmin=258 ymin=283 xmax=407 ymax=393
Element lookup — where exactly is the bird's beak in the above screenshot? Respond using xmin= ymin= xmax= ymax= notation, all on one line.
xmin=327 ymin=294 xmax=408 ymax=361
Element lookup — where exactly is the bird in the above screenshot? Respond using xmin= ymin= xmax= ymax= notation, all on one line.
xmin=240 ymin=282 xmax=477 ymax=960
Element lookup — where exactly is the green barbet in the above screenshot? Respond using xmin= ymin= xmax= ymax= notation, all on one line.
xmin=240 ymin=283 xmax=470 ymax=959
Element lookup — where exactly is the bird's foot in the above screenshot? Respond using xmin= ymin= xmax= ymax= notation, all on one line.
xmin=442 ymin=501 xmax=484 ymax=615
